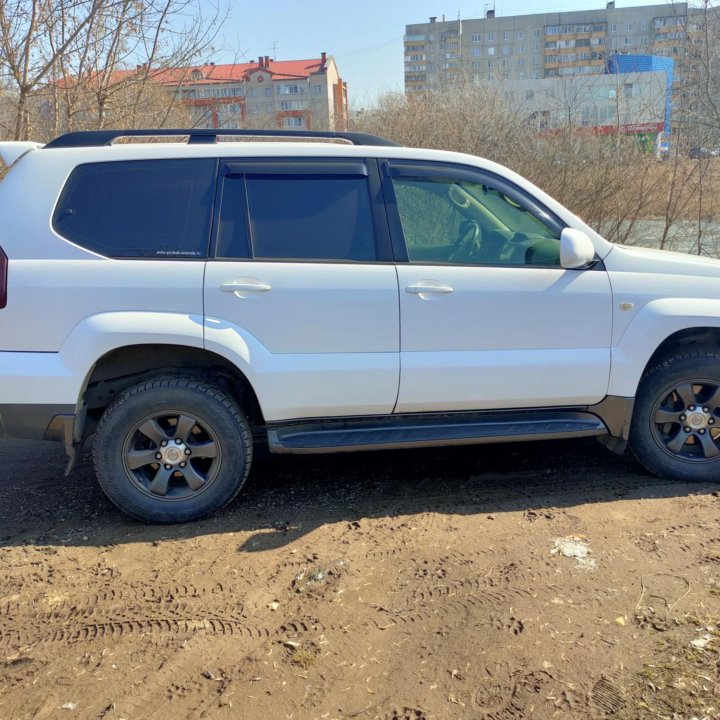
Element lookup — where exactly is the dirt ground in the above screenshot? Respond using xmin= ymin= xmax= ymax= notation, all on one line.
xmin=2 ymin=435 xmax=720 ymax=720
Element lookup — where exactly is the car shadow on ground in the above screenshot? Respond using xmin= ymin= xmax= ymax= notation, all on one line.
xmin=0 ymin=436 xmax=712 ymax=550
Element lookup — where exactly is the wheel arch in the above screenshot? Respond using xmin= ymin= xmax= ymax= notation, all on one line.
xmin=642 ymin=327 xmax=720 ymax=377
xmin=609 ymin=298 xmax=720 ymax=398
xmin=77 ymin=344 xmax=266 ymax=443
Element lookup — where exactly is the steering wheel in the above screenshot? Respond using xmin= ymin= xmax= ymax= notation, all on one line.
xmin=447 ymin=219 xmax=481 ymax=263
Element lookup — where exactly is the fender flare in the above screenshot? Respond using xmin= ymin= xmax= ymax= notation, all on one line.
xmin=609 ymin=298 xmax=720 ymax=397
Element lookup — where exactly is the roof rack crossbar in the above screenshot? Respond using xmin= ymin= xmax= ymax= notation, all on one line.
xmin=43 ymin=128 xmax=402 ymax=149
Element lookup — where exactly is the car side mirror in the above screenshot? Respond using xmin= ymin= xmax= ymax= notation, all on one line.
xmin=560 ymin=228 xmax=596 ymax=269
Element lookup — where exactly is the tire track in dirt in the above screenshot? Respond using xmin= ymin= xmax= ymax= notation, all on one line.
xmin=0 ymin=617 xmax=270 ymax=647
xmin=0 ymin=580 xmax=235 ymax=620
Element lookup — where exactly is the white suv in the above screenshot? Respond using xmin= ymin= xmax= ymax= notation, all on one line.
xmin=1 ymin=128 xmax=719 ymax=523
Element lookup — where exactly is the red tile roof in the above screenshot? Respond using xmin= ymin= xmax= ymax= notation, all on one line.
xmin=154 ymin=58 xmax=326 ymax=85
xmin=56 ymin=58 xmax=326 ymax=89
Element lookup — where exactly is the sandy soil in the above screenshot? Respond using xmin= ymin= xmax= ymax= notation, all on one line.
xmin=1 ymin=435 xmax=720 ymax=720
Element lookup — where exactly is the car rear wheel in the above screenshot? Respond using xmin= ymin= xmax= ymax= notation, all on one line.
xmin=93 ymin=375 xmax=252 ymax=523
xmin=630 ymin=351 xmax=720 ymax=483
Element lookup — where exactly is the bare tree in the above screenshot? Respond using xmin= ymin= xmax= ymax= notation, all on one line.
xmin=0 ymin=0 xmax=224 ymax=141
xmin=354 ymin=78 xmax=670 ymax=247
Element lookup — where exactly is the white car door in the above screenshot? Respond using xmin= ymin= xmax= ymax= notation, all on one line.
xmin=383 ymin=160 xmax=613 ymax=414
xmin=203 ymin=158 xmax=400 ymax=422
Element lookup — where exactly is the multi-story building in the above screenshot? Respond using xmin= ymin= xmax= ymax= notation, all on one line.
xmin=502 ymin=65 xmax=671 ymax=137
xmin=404 ymin=2 xmax=697 ymax=92
xmin=159 ymin=53 xmax=348 ymax=130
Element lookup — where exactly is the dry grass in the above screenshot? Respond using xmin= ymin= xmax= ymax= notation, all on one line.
xmin=353 ymin=85 xmax=720 ymax=251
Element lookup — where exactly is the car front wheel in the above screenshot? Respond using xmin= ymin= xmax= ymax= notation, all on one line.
xmin=630 ymin=351 xmax=720 ymax=483
xmin=93 ymin=375 xmax=252 ymax=523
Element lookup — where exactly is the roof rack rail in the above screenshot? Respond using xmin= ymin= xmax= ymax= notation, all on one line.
xmin=44 ymin=128 xmax=402 ymax=149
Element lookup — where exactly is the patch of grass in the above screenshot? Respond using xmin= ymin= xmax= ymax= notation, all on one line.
xmin=290 ymin=650 xmax=316 ymax=669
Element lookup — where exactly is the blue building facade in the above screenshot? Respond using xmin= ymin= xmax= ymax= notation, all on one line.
xmin=606 ymin=54 xmax=674 ymax=134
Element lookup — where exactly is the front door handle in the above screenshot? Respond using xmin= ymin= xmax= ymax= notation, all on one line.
xmin=220 ymin=279 xmax=272 ymax=294
xmin=405 ymin=282 xmax=454 ymax=295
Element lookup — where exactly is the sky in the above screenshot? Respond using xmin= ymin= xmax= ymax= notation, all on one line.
xmin=211 ymin=0 xmax=676 ymax=108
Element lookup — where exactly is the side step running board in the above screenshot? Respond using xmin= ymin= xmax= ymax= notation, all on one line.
xmin=267 ymin=411 xmax=608 ymax=454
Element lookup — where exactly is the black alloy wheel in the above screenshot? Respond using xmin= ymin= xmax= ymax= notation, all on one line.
xmin=94 ymin=375 xmax=252 ymax=523
xmin=630 ymin=352 xmax=720 ymax=483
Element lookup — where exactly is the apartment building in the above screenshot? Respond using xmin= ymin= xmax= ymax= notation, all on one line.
xmin=161 ymin=53 xmax=348 ymax=130
xmin=504 ymin=68 xmax=670 ymax=136
xmin=404 ymin=2 xmax=700 ymax=92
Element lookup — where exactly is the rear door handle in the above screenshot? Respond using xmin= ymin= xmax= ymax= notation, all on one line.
xmin=220 ymin=279 xmax=272 ymax=294
xmin=405 ymin=282 xmax=454 ymax=295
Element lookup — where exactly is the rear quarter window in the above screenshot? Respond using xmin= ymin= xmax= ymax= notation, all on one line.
xmin=52 ymin=159 xmax=216 ymax=258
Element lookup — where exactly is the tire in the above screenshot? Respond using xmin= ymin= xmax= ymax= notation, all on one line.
xmin=93 ymin=375 xmax=252 ymax=523
xmin=630 ymin=351 xmax=720 ymax=483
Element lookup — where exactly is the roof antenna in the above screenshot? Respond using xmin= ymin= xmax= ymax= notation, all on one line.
xmin=270 ymin=40 xmax=278 ymax=60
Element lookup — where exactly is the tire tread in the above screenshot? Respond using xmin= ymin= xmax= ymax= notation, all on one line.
xmin=93 ymin=374 xmax=252 ymax=523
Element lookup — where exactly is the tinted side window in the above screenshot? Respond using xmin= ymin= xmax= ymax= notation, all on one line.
xmin=53 ymin=159 xmax=216 ymax=258
xmin=216 ymin=176 xmax=251 ymax=259
xmin=244 ymin=175 xmax=376 ymax=261
xmin=392 ymin=175 xmax=560 ymax=267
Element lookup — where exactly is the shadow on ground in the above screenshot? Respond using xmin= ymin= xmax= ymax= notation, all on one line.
xmin=0 ymin=435 xmax=711 ymax=550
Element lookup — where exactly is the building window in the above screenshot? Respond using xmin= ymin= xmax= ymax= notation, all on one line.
xmin=471 ymin=33 xmax=482 ymax=42
xmin=471 ymin=47 xmax=482 ymax=56
xmin=265 ymin=87 xmax=273 ymax=97
xmin=518 ymin=44 xmax=525 ymax=53
xmin=488 ymin=60 xmax=494 ymax=69
xmin=502 ymin=31 xmax=510 ymax=40
xmin=533 ymin=29 xmax=541 ymax=37
xmin=249 ymin=88 xmax=257 ymax=98
xmin=282 ymin=116 xmax=304 ymax=128
xmin=517 ymin=30 xmax=525 ymax=39
xmin=487 ymin=46 xmax=496 ymax=55
xmin=641 ymin=35 xmax=649 ymax=43
xmin=502 ymin=45 xmax=511 ymax=54
xmin=624 ymin=37 xmax=632 ymax=45
xmin=610 ymin=24 xmax=617 ymax=32
xmin=488 ymin=32 xmax=495 ymax=41
xmin=280 ymin=84 xmax=304 ymax=94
